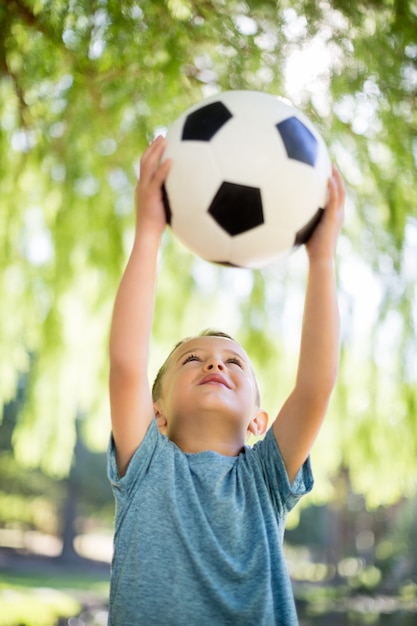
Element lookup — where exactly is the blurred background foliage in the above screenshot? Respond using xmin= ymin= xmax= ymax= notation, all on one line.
xmin=1 ymin=0 xmax=417 ymax=599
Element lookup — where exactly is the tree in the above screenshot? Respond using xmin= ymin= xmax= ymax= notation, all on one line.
xmin=0 ymin=386 xmax=112 ymax=555
xmin=1 ymin=0 xmax=416 ymax=504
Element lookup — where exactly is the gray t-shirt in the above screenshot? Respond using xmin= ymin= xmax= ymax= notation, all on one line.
xmin=108 ymin=419 xmax=313 ymax=626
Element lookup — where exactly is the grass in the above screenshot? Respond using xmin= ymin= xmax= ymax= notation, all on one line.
xmin=0 ymin=569 xmax=109 ymax=626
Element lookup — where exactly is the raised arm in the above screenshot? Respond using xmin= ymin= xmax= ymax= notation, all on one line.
xmin=109 ymin=137 xmax=171 ymax=476
xmin=272 ymin=166 xmax=345 ymax=484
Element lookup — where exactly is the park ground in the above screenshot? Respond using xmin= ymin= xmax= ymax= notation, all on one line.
xmin=1 ymin=530 xmax=417 ymax=626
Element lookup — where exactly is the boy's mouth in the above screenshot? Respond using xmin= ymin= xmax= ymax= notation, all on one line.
xmin=199 ymin=374 xmax=231 ymax=388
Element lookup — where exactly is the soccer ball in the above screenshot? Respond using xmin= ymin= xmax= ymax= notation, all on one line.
xmin=162 ymin=90 xmax=331 ymax=268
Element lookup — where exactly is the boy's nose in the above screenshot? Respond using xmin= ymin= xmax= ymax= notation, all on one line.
xmin=205 ymin=358 xmax=224 ymax=371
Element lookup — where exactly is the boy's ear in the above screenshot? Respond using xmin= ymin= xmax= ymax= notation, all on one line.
xmin=247 ymin=408 xmax=268 ymax=437
xmin=154 ymin=402 xmax=168 ymax=435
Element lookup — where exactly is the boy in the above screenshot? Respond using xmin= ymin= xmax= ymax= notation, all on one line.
xmin=108 ymin=136 xmax=345 ymax=625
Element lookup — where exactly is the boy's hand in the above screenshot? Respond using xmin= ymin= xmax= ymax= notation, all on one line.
xmin=135 ymin=136 xmax=172 ymax=237
xmin=306 ymin=165 xmax=345 ymax=261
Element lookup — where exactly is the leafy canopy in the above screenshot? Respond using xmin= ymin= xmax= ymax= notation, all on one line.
xmin=1 ymin=0 xmax=416 ymax=503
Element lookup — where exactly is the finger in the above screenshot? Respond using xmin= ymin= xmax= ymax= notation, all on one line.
xmin=151 ymin=158 xmax=172 ymax=190
xmin=326 ymin=165 xmax=345 ymax=211
xmin=327 ymin=175 xmax=337 ymax=209
xmin=332 ymin=166 xmax=345 ymax=200
xmin=139 ymin=137 xmax=166 ymax=181
xmin=141 ymin=137 xmax=165 ymax=168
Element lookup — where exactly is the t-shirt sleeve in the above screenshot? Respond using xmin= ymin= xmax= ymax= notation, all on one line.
xmin=107 ymin=418 xmax=164 ymax=503
xmin=251 ymin=426 xmax=314 ymax=516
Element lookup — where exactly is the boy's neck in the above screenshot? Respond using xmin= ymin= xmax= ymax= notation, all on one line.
xmin=167 ymin=427 xmax=246 ymax=457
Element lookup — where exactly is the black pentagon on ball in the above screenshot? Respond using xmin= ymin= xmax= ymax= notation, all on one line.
xmin=276 ymin=116 xmax=318 ymax=167
xmin=161 ymin=184 xmax=172 ymax=225
xmin=182 ymin=101 xmax=233 ymax=141
xmin=208 ymin=181 xmax=264 ymax=236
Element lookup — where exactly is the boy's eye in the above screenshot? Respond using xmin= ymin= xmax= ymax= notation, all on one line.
xmin=227 ymin=357 xmax=243 ymax=368
xmin=183 ymin=354 xmax=201 ymax=365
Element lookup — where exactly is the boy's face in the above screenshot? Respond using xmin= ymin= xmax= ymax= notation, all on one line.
xmin=154 ymin=336 xmax=264 ymax=443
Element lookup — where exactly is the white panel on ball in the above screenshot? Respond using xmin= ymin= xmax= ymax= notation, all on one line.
xmin=229 ymin=225 xmax=296 ymax=268
xmin=163 ymin=143 xmax=222 ymax=218
xmin=172 ymin=211 xmax=232 ymax=262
